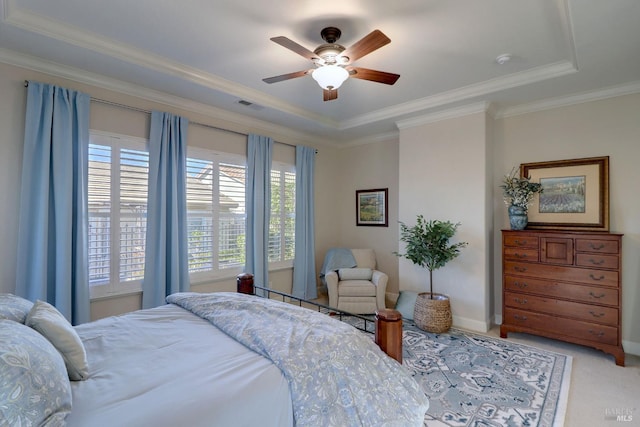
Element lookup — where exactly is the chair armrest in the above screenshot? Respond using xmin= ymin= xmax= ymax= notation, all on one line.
xmin=325 ymin=271 xmax=339 ymax=308
xmin=372 ymin=270 xmax=388 ymax=309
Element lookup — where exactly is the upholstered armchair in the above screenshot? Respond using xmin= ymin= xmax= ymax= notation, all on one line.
xmin=324 ymin=249 xmax=388 ymax=314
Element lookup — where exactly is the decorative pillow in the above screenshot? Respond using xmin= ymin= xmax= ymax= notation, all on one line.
xmin=0 ymin=320 xmax=72 ymax=426
xmin=395 ymin=291 xmax=419 ymax=320
xmin=338 ymin=268 xmax=373 ymax=281
xmin=25 ymin=300 xmax=89 ymax=381
xmin=0 ymin=293 xmax=34 ymax=323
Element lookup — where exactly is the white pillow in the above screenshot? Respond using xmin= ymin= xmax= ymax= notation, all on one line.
xmin=0 ymin=320 xmax=72 ymax=426
xmin=25 ymin=300 xmax=89 ymax=381
xmin=338 ymin=267 xmax=373 ymax=281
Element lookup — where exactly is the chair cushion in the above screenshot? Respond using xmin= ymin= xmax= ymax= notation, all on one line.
xmin=338 ymin=268 xmax=373 ymax=281
xmin=351 ymin=249 xmax=376 ymax=269
xmin=337 ymin=280 xmax=377 ymax=297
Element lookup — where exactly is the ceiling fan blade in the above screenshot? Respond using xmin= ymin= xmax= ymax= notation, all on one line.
xmin=341 ymin=30 xmax=391 ymax=63
xmin=262 ymin=70 xmax=310 ymax=84
xmin=348 ymin=67 xmax=400 ymax=85
xmin=323 ymin=89 xmax=338 ymax=101
xmin=270 ymin=36 xmax=322 ymax=62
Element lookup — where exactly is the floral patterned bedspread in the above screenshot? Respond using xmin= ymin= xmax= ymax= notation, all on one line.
xmin=166 ymin=292 xmax=428 ymax=427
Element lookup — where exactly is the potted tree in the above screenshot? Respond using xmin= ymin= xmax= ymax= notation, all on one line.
xmin=395 ymin=215 xmax=467 ymax=332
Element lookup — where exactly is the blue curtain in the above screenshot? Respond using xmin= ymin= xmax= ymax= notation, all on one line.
xmin=142 ymin=111 xmax=190 ymax=309
xmin=16 ymin=82 xmax=90 ymax=325
xmin=245 ymin=134 xmax=273 ymax=294
xmin=292 ymin=146 xmax=317 ymax=299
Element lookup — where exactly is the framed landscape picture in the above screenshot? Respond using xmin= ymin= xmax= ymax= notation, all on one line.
xmin=356 ymin=188 xmax=388 ymax=227
xmin=521 ymin=156 xmax=609 ymax=231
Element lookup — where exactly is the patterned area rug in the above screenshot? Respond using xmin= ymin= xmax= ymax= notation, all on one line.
xmin=340 ymin=316 xmax=572 ymax=427
xmin=403 ymin=322 xmax=572 ymax=427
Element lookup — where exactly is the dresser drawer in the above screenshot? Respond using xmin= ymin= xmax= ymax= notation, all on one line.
xmin=504 ymin=247 xmax=539 ymax=262
xmin=504 ymin=275 xmax=619 ymax=306
xmin=575 ymin=238 xmax=619 ymax=254
xmin=503 ymin=308 xmax=618 ymax=346
xmin=504 ymin=261 xmax=619 ymax=287
xmin=504 ymin=234 xmax=538 ymax=249
xmin=576 ymin=253 xmax=619 ymax=269
xmin=504 ymin=292 xmax=618 ymax=326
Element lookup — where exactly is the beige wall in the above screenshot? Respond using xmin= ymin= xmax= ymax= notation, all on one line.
xmin=398 ymin=111 xmax=493 ymax=332
xmin=493 ymin=93 xmax=640 ymax=354
xmin=0 ymin=61 xmax=337 ymax=320
xmin=1 ymin=59 xmax=639 ymax=355
xmin=330 ymin=138 xmax=401 ymax=302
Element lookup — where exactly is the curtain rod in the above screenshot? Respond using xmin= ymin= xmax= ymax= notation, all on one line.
xmin=23 ymin=80 xmax=316 ymax=153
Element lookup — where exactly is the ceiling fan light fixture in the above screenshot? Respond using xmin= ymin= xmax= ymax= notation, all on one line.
xmin=311 ymin=65 xmax=349 ymax=90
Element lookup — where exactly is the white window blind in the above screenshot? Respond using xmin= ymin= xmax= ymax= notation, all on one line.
xmin=88 ymin=132 xmax=148 ymax=298
xmin=186 ymin=149 xmax=246 ymax=281
xmin=269 ymin=164 xmax=296 ymax=265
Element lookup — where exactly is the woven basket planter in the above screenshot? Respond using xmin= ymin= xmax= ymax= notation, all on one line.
xmin=413 ymin=293 xmax=452 ymax=333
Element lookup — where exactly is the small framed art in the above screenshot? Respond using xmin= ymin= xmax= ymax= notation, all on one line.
xmin=356 ymin=188 xmax=388 ymax=227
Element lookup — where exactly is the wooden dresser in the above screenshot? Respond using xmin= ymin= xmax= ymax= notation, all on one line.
xmin=501 ymin=229 xmax=624 ymax=366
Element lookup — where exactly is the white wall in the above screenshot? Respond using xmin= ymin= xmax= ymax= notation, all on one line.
xmin=398 ymin=111 xmax=493 ymax=332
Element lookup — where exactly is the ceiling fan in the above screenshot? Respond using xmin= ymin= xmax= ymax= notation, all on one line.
xmin=263 ymin=27 xmax=400 ymax=101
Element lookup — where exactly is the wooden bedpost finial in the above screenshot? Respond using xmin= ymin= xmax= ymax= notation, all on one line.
xmin=375 ymin=309 xmax=403 ymax=363
xmin=236 ymin=273 xmax=255 ymax=295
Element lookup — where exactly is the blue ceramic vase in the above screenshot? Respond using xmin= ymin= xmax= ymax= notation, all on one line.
xmin=508 ymin=205 xmax=528 ymax=230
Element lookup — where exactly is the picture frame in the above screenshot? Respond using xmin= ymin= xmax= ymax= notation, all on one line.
xmin=521 ymin=156 xmax=609 ymax=231
xmin=356 ymin=188 xmax=388 ymax=227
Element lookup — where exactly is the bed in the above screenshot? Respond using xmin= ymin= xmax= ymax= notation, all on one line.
xmin=1 ymin=283 xmax=429 ymax=427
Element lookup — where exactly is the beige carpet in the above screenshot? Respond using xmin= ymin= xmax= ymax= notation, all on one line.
xmin=485 ymin=328 xmax=640 ymax=426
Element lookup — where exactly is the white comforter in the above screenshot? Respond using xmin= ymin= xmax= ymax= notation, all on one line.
xmin=66 ymin=304 xmax=293 ymax=427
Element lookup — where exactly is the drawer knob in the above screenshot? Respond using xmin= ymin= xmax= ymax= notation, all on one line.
xmin=589 ymin=274 xmax=605 ymax=281
xmin=588 ymin=258 xmax=605 ymax=265
xmin=514 ymin=253 xmax=528 ymax=259
xmin=514 ymin=266 xmax=527 ymax=273
xmin=589 ymin=311 xmax=605 ymax=318
xmin=514 ymin=298 xmax=528 ymax=305
xmin=514 ymin=315 xmax=528 ymax=321
xmin=589 ymin=243 xmax=605 ymax=250
xmin=514 ymin=281 xmax=528 ymax=289
xmin=515 ymin=240 xmax=528 ymax=245
xmin=588 ymin=329 xmax=605 ymax=337
xmin=589 ymin=292 xmax=606 ymax=299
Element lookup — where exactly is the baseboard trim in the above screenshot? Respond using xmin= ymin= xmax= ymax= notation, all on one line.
xmin=622 ymin=339 xmax=640 ymax=357
xmin=452 ymin=315 xmax=491 ymax=333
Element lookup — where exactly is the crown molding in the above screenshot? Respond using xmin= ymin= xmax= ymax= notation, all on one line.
xmin=0 ymin=48 xmax=328 ymax=146
xmin=395 ymin=102 xmax=492 ymax=130
xmin=3 ymin=1 xmax=581 ymax=135
xmin=495 ymin=80 xmax=640 ymax=118
xmin=341 ymin=61 xmax=577 ymax=130
xmin=342 ymin=130 xmax=399 ymax=148
xmin=3 ymin=3 xmax=338 ymax=130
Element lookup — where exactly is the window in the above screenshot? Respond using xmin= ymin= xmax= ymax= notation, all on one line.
xmin=88 ymin=132 xmax=148 ymax=298
xmin=88 ymin=136 xmax=296 ymax=295
xmin=186 ymin=148 xmax=247 ymax=281
xmin=269 ymin=163 xmax=296 ymax=267
xmin=186 ymin=149 xmax=296 ymax=282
